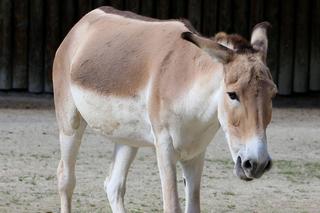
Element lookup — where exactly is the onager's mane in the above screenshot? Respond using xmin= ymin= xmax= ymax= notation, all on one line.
xmin=99 ymin=6 xmax=198 ymax=33
xmin=213 ymin=32 xmax=257 ymax=54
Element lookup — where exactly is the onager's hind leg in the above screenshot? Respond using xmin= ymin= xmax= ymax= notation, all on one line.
xmin=53 ymin=30 xmax=88 ymax=212
xmin=56 ymin=109 xmax=86 ymax=213
xmin=104 ymin=144 xmax=138 ymax=213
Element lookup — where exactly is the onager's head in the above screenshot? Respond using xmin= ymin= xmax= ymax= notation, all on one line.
xmin=182 ymin=22 xmax=277 ymax=181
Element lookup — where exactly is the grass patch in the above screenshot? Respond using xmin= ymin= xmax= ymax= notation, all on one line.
xmin=45 ymin=175 xmax=55 ymax=181
xmin=206 ymin=158 xmax=233 ymax=169
xmin=222 ymin=191 xmax=235 ymax=196
xmin=275 ymin=160 xmax=320 ymax=183
xmin=227 ymin=204 xmax=236 ymax=209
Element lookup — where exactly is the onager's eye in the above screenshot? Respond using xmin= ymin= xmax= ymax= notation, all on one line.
xmin=227 ymin=92 xmax=239 ymax=101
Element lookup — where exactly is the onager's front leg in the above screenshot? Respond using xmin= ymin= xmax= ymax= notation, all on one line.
xmin=181 ymin=151 xmax=205 ymax=213
xmin=155 ymin=132 xmax=182 ymax=213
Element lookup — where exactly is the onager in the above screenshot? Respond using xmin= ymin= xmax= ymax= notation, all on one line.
xmin=53 ymin=6 xmax=277 ymax=213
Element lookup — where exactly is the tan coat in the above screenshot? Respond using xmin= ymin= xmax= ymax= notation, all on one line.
xmin=53 ymin=6 xmax=276 ymax=213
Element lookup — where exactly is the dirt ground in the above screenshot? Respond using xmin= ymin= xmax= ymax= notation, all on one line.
xmin=0 ymin=107 xmax=320 ymax=213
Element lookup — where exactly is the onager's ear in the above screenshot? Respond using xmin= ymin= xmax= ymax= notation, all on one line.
xmin=181 ymin=32 xmax=233 ymax=64
xmin=251 ymin=22 xmax=271 ymax=63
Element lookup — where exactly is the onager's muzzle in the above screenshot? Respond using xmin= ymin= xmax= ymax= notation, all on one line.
xmin=235 ymin=155 xmax=272 ymax=181
xmin=234 ymin=138 xmax=272 ymax=181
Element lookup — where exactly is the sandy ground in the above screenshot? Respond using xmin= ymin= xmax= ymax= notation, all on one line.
xmin=0 ymin=107 xmax=320 ymax=213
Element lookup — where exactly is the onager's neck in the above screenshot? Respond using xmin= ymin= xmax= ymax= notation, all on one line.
xmin=184 ymin=62 xmax=224 ymax=122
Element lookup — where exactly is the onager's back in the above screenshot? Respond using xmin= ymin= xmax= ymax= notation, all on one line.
xmin=53 ymin=6 xmax=276 ymax=213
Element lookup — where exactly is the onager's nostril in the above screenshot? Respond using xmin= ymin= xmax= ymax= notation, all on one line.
xmin=264 ymin=159 xmax=273 ymax=171
xmin=243 ymin=160 xmax=258 ymax=173
xmin=243 ymin=160 xmax=253 ymax=170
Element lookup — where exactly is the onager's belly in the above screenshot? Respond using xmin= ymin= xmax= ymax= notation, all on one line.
xmin=70 ymin=84 xmax=154 ymax=146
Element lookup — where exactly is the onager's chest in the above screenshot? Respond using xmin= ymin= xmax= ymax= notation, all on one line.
xmin=167 ymin=86 xmax=222 ymax=160
xmin=169 ymin=114 xmax=220 ymax=161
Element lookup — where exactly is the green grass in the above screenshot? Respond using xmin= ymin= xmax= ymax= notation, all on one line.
xmin=222 ymin=191 xmax=236 ymax=196
xmin=205 ymin=158 xmax=233 ymax=169
xmin=275 ymin=160 xmax=320 ymax=183
xmin=227 ymin=204 xmax=236 ymax=209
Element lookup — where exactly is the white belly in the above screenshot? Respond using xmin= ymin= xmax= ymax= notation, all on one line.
xmin=70 ymin=84 xmax=154 ymax=146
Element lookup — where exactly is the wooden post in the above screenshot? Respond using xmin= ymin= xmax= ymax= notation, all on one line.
xmin=28 ymin=0 xmax=44 ymax=93
xmin=110 ymin=0 xmax=124 ymax=10
xmin=278 ymin=0 xmax=295 ymax=95
xmin=219 ymin=0 xmax=232 ymax=33
xmin=92 ymin=0 xmax=107 ymax=9
xmin=61 ymin=0 xmax=76 ymax=39
xmin=233 ymin=0 xmax=250 ymax=38
xmin=45 ymin=0 xmax=60 ymax=93
xmin=78 ymin=0 xmax=92 ymax=18
xmin=293 ymin=0 xmax=309 ymax=93
xmin=265 ymin=0 xmax=279 ymax=84
xmin=310 ymin=0 xmax=320 ymax=91
xmin=12 ymin=0 xmax=29 ymax=89
xmin=188 ymin=0 xmax=202 ymax=32
xmin=156 ymin=0 xmax=170 ymax=19
xmin=141 ymin=0 xmax=155 ymax=17
xmin=0 ymin=0 xmax=12 ymax=90
xmin=171 ymin=0 xmax=187 ymax=19
xmin=125 ymin=0 xmax=140 ymax=13
xmin=250 ymin=0 xmax=264 ymax=28
xmin=202 ymin=0 xmax=218 ymax=36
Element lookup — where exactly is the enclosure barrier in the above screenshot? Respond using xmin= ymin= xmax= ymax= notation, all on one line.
xmin=0 ymin=0 xmax=319 ymax=95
